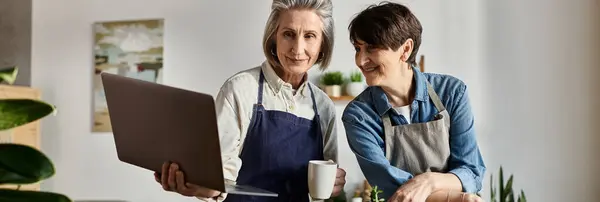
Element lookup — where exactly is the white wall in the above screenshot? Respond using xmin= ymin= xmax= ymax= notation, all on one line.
xmin=482 ymin=0 xmax=600 ymax=201
xmin=0 ymin=0 xmax=32 ymax=86
xmin=32 ymin=0 xmax=488 ymax=201
xmin=33 ymin=1 xmax=271 ymax=201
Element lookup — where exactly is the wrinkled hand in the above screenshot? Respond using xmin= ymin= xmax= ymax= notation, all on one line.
xmin=388 ymin=172 xmax=436 ymax=202
xmin=331 ymin=168 xmax=346 ymax=197
xmin=459 ymin=193 xmax=485 ymax=202
xmin=154 ymin=162 xmax=221 ymax=198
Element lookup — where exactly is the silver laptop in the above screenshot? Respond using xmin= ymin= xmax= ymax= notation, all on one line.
xmin=101 ymin=72 xmax=277 ymax=197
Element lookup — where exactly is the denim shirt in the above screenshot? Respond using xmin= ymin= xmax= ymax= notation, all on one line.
xmin=342 ymin=66 xmax=486 ymax=199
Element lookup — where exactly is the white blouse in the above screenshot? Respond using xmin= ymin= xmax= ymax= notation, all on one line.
xmin=198 ymin=61 xmax=338 ymax=201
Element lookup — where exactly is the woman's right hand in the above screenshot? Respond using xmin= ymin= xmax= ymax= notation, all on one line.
xmin=154 ymin=162 xmax=221 ymax=198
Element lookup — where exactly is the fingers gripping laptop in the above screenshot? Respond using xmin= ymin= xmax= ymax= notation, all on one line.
xmin=101 ymin=72 xmax=277 ymax=197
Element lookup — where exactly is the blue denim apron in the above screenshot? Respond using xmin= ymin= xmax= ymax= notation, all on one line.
xmin=224 ymin=70 xmax=324 ymax=202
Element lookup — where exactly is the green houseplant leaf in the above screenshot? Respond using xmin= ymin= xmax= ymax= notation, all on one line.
xmin=0 ymin=99 xmax=56 ymax=131
xmin=371 ymin=185 xmax=384 ymax=202
xmin=321 ymin=71 xmax=344 ymax=86
xmin=0 ymin=188 xmax=70 ymax=202
xmin=0 ymin=144 xmax=55 ymax=184
xmin=503 ymin=175 xmax=514 ymax=201
xmin=490 ymin=166 xmax=526 ymax=202
xmin=490 ymin=174 xmax=497 ymax=202
xmin=499 ymin=167 xmax=504 ymax=202
xmin=0 ymin=66 xmax=19 ymax=85
xmin=0 ymin=65 xmax=70 ymax=201
xmin=518 ymin=190 xmax=527 ymax=202
xmin=349 ymin=71 xmax=362 ymax=82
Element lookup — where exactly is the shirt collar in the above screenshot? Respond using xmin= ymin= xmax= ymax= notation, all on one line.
xmin=261 ymin=61 xmax=310 ymax=96
xmin=371 ymin=65 xmax=428 ymax=116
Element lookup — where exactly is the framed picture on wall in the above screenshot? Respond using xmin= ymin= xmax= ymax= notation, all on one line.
xmin=92 ymin=18 xmax=164 ymax=133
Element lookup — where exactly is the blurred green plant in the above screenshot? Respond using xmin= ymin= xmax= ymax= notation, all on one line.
xmin=349 ymin=71 xmax=362 ymax=82
xmin=0 ymin=66 xmax=70 ymax=202
xmin=321 ymin=71 xmax=344 ymax=86
xmin=490 ymin=166 xmax=527 ymax=202
xmin=371 ymin=185 xmax=384 ymax=202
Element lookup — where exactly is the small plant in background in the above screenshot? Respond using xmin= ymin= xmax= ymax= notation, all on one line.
xmin=490 ymin=166 xmax=527 ymax=202
xmin=349 ymin=71 xmax=362 ymax=83
xmin=345 ymin=70 xmax=366 ymax=97
xmin=370 ymin=185 xmax=384 ymax=202
xmin=321 ymin=71 xmax=344 ymax=86
xmin=321 ymin=71 xmax=344 ymax=97
xmin=0 ymin=66 xmax=69 ymax=202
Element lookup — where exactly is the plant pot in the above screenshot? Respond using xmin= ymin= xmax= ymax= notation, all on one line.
xmin=325 ymin=85 xmax=342 ymax=97
xmin=346 ymin=82 xmax=365 ymax=97
xmin=351 ymin=197 xmax=363 ymax=202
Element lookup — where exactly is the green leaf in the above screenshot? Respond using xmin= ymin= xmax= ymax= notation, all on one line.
xmin=490 ymin=174 xmax=496 ymax=202
xmin=503 ymin=175 xmax=514 ymax=201
xmin=349 ymin=71 xmax=362 ymax=82
xmin=0 ymin=144 xmax=55 ymax=184
xmin=0 ymin=99 xmax=56 ymax=131
xmin=518 ymin=190 xmax=527 ymax=202
xmin=504 ymin=174 xmax=514 ymax=190
xmin=321 ymin=71 xmax=344 ymax=85
xmin=0 ymin=188 xmax=71 ymax=202
xmin=0 ymin=66 xmax=19 ymax=85
xmin=508 ymin=192 xmax=514 ymax=202
xmin=371 ymin=185 xmax=384 ymax=202
xmin=499 ymin=167 xmax=504 ymax=202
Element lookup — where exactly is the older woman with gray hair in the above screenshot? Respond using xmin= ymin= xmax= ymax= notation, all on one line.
xmin=153 ymin=0 xmax=346 ymax=201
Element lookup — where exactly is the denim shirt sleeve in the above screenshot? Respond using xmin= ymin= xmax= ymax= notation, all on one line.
xmin=342 ymin=103 xmax=412 ymax=199
xmin=342 ymin=72 xmax=486 ymax=197
xmin=445 ymin=84 xmax=486 ymax=193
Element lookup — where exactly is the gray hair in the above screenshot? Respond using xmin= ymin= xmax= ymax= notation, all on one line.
xmin=262 ymin=0 xmax=334 ymax=70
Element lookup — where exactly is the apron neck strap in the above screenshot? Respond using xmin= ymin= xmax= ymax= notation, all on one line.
xmin=425 ymin=81 xmax=446 ymax=112
xmin=306 ymin=83 xmax=319 ymax=116
xmin=257 ymin=70 xmax=266 ymax=105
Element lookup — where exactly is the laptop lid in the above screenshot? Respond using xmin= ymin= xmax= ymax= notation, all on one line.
xmin=101 ymin=72 xmax=226 ymax=192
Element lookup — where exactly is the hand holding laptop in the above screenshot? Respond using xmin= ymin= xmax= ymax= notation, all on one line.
xmin=154 ymin=162 xmax=221 ymax=198
xmin=102 ymin=73 xmax=277 ymax=199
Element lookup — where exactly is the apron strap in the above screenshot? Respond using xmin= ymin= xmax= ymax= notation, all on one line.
xmin=257 ymin=70 xmax=265 ymax=105
xmin=306 ymin=83 xmax=320 ymax=117
xmin=382 ymin=115 xmax=393 ymax=160
xmin=426 ymin=82 xmax=445 ymax=112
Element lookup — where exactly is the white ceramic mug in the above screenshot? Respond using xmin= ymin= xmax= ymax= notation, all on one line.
xmin=308 ymin=160 xmax=337 ymax=200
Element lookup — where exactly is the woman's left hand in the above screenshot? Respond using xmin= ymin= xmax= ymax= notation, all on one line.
xmin=388 ymin=172 xmax=436 ymax=202
xmin=460 ymin=193 xmax=485 ymax=202
xmin=331 ymin=168 xmax=346 ymax=197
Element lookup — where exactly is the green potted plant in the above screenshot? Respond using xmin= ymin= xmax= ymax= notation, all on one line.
xmin=346 ymin=71 xmax=365 ymax=97
xmin=0 ymin=66 xmax=70 ymax=202
xmin=370 ymin=185 xmax=384 ymax=202
xmin=490 ymin=166 xmax=527 ymax=202
xmin=351 ymin=189 xmax=363 ymax=202
xmin=321 ymin=71 xmax=344 ymax=97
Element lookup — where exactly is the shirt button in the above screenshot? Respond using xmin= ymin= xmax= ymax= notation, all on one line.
xmin=289 ymin=105 xmax=295 ymax=111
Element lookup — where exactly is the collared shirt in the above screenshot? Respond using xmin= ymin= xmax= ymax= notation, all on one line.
xmin=197 ymin=61 xmax=338 ymax=201
xmin=341 ymin=66 xmax=486 ymax=199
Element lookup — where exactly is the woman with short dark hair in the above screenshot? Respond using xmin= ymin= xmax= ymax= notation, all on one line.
xmin=342 ymin=2 xmax=486 ymax=201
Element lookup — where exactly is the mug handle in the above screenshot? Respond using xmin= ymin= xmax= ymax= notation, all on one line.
xmin=327 ymin=159 xmax=338 ymax=168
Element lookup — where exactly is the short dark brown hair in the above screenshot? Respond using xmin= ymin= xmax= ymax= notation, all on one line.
xmin=348 ymin=1 xmax=422 ymax=65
